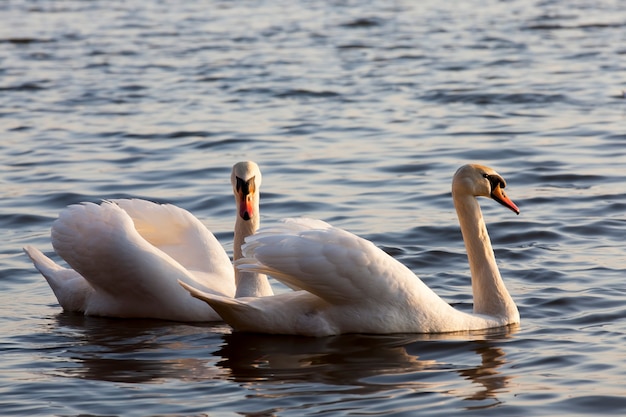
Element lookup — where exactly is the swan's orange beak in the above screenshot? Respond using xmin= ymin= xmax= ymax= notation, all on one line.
xmin=491 ymin=185 xmax=520 ymax=215
xmin=239 ymin=193 xmax=254 ymax=221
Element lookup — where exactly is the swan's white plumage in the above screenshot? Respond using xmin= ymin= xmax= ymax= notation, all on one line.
xmin=25 ymin=161 xmax=270 ymax=321
xmin=182 ymin=164 xmax=520 ymax=336
xmin=240 ymin=218 xmax=431 ymax=305
xmin=26 ymin=200 xmax=234 ymax=321
xmin=112 ymin=199 xmax=234 ymax=282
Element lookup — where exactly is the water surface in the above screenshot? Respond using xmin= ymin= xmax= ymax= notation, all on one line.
xmin=1 ymin=0 xmax=625 ymax=415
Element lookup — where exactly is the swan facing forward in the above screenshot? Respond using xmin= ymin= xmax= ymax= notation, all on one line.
xmin=180 ymin=164 xmax=521 ymax=336
xmin=24 ymin=161 xmax=271 ymax=322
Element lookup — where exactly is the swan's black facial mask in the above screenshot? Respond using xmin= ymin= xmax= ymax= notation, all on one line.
xmin=236 ymin=176 xmax=255 ymax=196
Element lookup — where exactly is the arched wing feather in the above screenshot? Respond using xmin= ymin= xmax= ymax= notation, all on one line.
xmin=238 ymin=218 xmax=429 ymax=305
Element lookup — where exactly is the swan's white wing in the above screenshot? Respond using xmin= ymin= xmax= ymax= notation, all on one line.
xmin=51 ymin=202 xmax=235 ymax=302
xmin=238 ymin=218 xmax=436 ymax=306
xmin=111 ymin=199 xmax=234 ymax=285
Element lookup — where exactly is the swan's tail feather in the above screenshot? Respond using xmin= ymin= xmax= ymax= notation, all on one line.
xmin=24 ymin=246 xmax=63 ymax=276
xmin=23 ymin=246 xmax=92 ymax=312
xmin=178 ymin=280 xmax=259 ymax=326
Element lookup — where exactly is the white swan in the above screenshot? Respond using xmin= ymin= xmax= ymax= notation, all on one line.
xmin=24 ymin=161 xmax=272 ymax=321
xmin=180 ymin=164 xmax=521 ymax=336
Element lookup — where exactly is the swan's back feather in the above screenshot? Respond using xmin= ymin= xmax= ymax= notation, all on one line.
xmin=111 ymin=199 xmax=233 ymax=280
xmin=238 ymin=218 xmax=439 ymax=307
xmin=50 ymin=201 xmax=236 ymax=313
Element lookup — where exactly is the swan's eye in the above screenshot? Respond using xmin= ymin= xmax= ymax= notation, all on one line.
xmin=484 ymin=174 xmax=505 ymax=191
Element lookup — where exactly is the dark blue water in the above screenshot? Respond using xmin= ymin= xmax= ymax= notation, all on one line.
xmin=2 ymin=0 xmax=625 ymax=415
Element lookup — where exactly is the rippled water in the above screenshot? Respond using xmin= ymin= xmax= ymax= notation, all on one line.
xmin=2 ymin=0 xmax=625 ymax=415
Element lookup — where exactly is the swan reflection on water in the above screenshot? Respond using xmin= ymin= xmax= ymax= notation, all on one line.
xmin=216 ymin=328 xmax=517 ymax=404
xmin=45 ymin=313 xmax=518 ymax=408
xmin=45 ymin=314 xmax=231 ymax=383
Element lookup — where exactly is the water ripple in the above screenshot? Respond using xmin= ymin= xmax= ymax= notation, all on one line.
xmin=2 ymin=0 xmax=625 ymax=416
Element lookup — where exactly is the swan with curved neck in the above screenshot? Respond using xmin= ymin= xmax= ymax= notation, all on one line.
xmin=231 ymin=161 xmax=273 ymax=298
xmin=180 ymin=164 xmax=520 ymax=336
xmin=24 ymin=161 xmax=272 ymax=321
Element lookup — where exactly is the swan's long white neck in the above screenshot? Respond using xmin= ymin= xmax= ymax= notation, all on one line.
xmin=454 ymin=193 xmax=519 ymax=321
xmin=233 ymin=201 xmax=273 ymax=298
xmin=233 ymin=212 xmax=256 ymax=263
